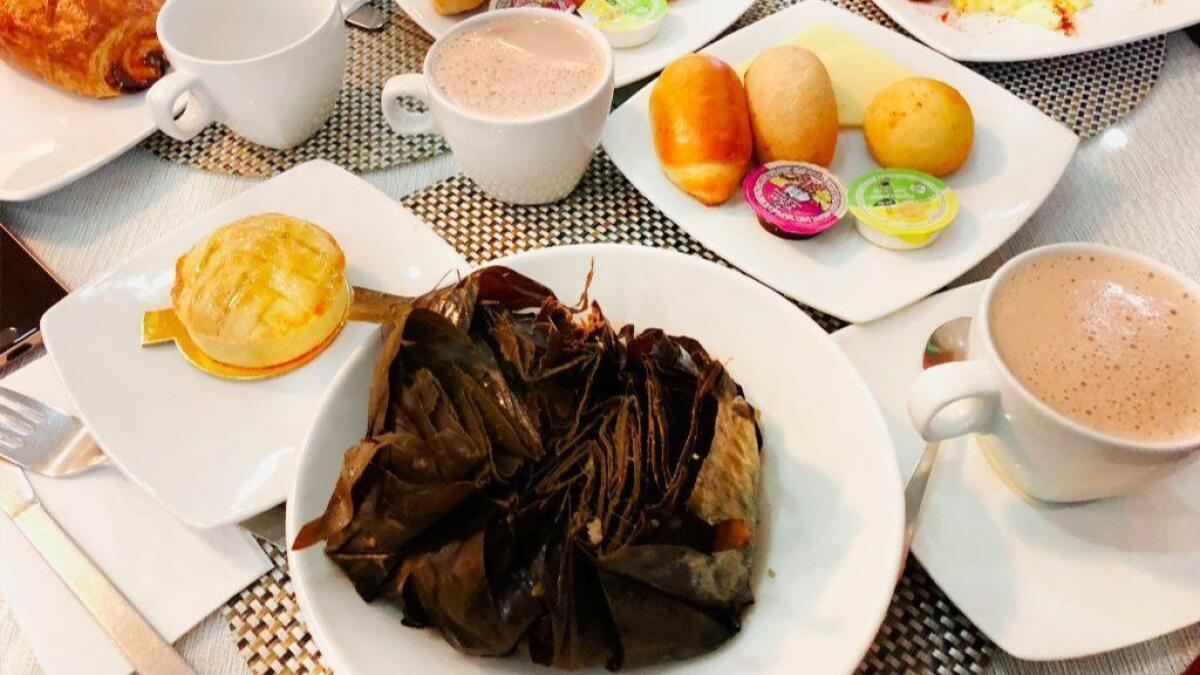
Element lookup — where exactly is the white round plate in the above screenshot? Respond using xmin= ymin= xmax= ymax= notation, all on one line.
xmin=392 ymin=0 xmax=756 ymax=88
xmin=871 ymin=0 xmax=1200 ymax=62
xmin=287 ymin=244 xmax=905 ymax=675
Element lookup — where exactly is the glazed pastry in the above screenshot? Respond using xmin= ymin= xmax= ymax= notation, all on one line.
xmin=433 ymin=0 xmax=485 ymax=15
xmin=650 ymin=54 xmax=753 ymax=206
xmin=172 ymin=214 xmax=350 ymax=369
xmin=0 ymin=0 xmax=166 ymax=98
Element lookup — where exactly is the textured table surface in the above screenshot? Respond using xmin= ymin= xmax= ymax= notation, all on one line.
xmin=1 ymin=30 xmax=1199 ymax=675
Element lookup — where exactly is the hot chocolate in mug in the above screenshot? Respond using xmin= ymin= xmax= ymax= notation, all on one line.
xmin=381 ymin=8 xmax=615 ymax=205
xmin=908 ymin=243 xmax=1200 ymax=502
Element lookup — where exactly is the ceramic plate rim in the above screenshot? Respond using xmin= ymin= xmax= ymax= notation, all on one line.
xmin=286 ymin=243 xmax=906 ymax=675
xmin=0 ymin=64 xmax=156 ymax=202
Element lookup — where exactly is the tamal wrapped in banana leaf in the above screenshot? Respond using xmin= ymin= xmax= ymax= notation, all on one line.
xmin=294 ymin=266 xmax=763 ymax=670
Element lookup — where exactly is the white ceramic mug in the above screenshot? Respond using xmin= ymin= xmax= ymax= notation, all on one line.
xmin=146 ymin=0 xmax=346 ymax=150
xmin=908 ymin=243 xmax=1200 ymax=502
xmin=381 ymin=8 xmax=615 ymax=205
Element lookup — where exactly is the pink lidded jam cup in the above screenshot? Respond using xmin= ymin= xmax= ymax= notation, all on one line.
xmin=742 ymin=161 xmax=848 ymax=240
xmin=489 ymin=0 xmax=580 ymax=9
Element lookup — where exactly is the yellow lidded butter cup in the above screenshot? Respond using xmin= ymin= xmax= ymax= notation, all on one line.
xmin=848 ymin=169 xmax=959 ymax=251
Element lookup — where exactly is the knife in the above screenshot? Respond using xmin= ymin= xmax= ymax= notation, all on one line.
xmin=0 ymin=459 xmax=195 ymax=674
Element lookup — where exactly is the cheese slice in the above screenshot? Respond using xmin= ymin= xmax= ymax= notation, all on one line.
xmin=739 ymin=24 xmax=912 ymax=128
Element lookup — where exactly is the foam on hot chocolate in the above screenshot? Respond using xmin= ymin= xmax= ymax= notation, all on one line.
xmin=432 ymin=15 xmax=604 ymax=120
xmin=990 ymin=251 xmax=1200 ymax=443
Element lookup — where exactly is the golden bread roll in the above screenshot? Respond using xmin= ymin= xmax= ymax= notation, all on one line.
xmin=0 ymin=0 xmax=166 ymax=98
xmin=650 ymin=54 xmax=753 ymax=206
xmin=172 ymin=214 xmax=349 ymax=370
xmin=431 ymin=0 xmax=485 ymax=15
xmin=744 ymin=46 xmax=839 ymax=167
xmin=863 ymin=77 xmax=974 ymax=177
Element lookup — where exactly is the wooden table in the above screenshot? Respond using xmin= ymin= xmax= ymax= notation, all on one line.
xmin=1 ymin=29 xmax=1198 ymax=675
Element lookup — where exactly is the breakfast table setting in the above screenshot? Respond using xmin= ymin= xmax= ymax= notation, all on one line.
xmin=2 ymin=0 xmax=1200 ymax=673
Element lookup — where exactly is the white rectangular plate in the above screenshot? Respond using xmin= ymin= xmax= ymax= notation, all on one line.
xmin=0 ymin=63 xmax=156 ymax=202
xmin=393 ymin=0 xmax=756 ymax=87
xmin=834 ymin=281 xmax=1200 ymax=660
xmin=601 ymin=0 xmax=1078 ymax=324
xmin=41 ymin=160 xmax=469 ymax=528
xmin=872 ymin=0 xmax=1200 ymax=62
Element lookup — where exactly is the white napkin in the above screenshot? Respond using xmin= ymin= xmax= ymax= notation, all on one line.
xmin=0 ymin=357 xmax=271 ymax=675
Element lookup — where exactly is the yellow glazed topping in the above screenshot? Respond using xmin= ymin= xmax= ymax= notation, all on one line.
xmin=171 ymin=213 xmax=349 ymax=369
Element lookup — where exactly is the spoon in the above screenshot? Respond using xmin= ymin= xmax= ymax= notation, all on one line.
xmin=903 ymin=316 xmax=971 ymax=554
xmin=345 ymin=3 xmax=386 ymax=31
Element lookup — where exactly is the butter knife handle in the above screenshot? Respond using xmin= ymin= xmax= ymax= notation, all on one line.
xmin=15 ymin=503 xmax=195 ymax=675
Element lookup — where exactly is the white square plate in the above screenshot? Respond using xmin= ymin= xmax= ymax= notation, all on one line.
xmin=871 ymin=0 xmax=1200 ymax=62
xmin=834 ymin=281 xmax=1200 ymax=660
xmin=601 ymin=0 xmax=1078 ymax=324
xmin=393 ymin=0 xmax=756 ymax=87
xmin=0 ymin=64 xmax=156 ymax=202
xmin=41 ymin=160 xmax=469 ymax=528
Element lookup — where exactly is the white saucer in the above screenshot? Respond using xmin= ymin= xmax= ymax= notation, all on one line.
xmin=833 ymin=280 xmax=1200 ymax=660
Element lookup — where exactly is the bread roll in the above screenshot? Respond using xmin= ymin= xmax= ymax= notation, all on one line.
xmin=650 ymin=54 xmax=753 ymax=206
xmin=432 ymin=0 xmax=484 ymax=15
xmin=864 ymin=77 xmax=974 ymax=177
xmin=744 ymin=46 xmax=839 ymax=167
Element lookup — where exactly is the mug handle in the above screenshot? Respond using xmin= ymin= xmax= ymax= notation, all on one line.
xmin=146 ymin=71 xmax=218 ymax=141
xmin=907 ymin=361 xmax=1000 ymax=442
xmin=381 ymin=74 xmax=440 ymax=135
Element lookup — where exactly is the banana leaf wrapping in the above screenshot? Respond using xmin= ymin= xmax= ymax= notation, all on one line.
xmin=295 ymin=267 xmax=763 ymax=670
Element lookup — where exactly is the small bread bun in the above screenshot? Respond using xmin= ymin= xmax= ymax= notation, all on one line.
xmin=744 ymin=46 xmax=840 ymax=167
xmin=863 ymin=77 xmax=974 ymax=177
xmin=650 ymin=54 xmax=753 ymax=206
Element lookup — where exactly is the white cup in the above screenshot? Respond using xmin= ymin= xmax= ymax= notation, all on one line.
xmin=146 ymin=0 xmax=346 ymax=150
xmin=381 ymin=8 xmax=615 ymax=205
xmin=908 ymin=243 xmax=1200 ymax=502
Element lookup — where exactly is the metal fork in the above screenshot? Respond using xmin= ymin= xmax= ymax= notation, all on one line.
xmin=0 ymin=386 xmax=194 ymax=673
xmin=0 ymin=386 xmax=106 ymax=476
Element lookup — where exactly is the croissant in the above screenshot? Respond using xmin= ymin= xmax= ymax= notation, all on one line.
xmin=0 ymin=0 xmax=167 ymax=98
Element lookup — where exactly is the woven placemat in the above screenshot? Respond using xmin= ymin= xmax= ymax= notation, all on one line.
xmin=224 ymin=544 xmax=989 ymax=674
xmin=147 ymin=0 xmax=1164 ymax=178
xmin=222 ymin=150 xmax=995 ymax=673
xmin=140 ymin=0 xmax=447 ymax=177
xmin=744 ymin=0 xmax=1166 ymax=139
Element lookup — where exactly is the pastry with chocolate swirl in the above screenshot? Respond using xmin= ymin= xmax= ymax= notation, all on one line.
xmin=0 ymin=0 xmax=167 ymax=98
